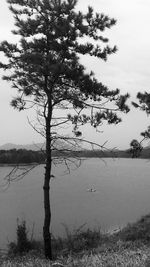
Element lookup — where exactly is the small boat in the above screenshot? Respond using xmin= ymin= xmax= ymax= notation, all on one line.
xmin=87 ymin=188 xmax=96 ymax=192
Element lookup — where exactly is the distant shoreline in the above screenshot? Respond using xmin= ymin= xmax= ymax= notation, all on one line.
xmin=0 ymin=146 xmax=149 ymax=165
xmin=0 ymin=157 xmax=149 ymax=166
xmin=0 ymin=162 xmax=42 ymax=167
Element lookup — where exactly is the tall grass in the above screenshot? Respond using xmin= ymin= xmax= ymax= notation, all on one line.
xmin=52 ymin=223 xmax=106 ymax=257
xmin=8 ymin=220 xmax=43 ymax=257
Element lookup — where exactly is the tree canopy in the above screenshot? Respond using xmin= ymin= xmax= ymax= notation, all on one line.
xmin=0 ymin=0 xmax=129 ymax=140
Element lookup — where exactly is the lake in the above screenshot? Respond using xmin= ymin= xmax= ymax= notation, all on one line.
xmin=0 ymin=158 xmax=150 ymax=249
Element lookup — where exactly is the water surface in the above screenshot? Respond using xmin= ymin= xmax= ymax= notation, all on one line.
xmin=0 ymin=158 xmax=150 ymax=248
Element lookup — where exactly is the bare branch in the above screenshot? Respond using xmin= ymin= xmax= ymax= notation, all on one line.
xmin=1 ymin=164 xmax=38 ymax=191
xmin=27 ymin=116 xmax=46 ymax=138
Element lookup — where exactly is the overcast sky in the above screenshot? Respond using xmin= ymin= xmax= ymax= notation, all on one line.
xmin=0 ymin=0 xmax=150 ymax=149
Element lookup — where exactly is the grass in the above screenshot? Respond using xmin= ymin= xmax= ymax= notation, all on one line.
xmin=117 ymin=214 xmax=150 ymax=242
xmin=1 ymin=245 xmax=150 ymax=266
xmin=1 ymin=214 xmax=150 ymax=266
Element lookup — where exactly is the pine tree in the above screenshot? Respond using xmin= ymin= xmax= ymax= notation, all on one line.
xmin=0 ymin=0 xmax=129 ymax=259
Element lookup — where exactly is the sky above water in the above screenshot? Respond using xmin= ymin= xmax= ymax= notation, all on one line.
xmin=0 ymin=0 xmax=150 ymax=149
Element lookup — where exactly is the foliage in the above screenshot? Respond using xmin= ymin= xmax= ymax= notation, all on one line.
xmin=141 ymin=126 xmax=150 ymax=140
xmin=133 ymin=92 xmax=150 ymax=114
xmin=129 ymin=139 xmax=143 ymax=158
xmin=0 ymin=0 xmax=129 ymax=147
xmin=132 ymin=92 xmax=150 ymax=142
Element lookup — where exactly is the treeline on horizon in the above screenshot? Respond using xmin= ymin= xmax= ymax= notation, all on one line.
xmin=0 ymin=149 xmax=45 ymax=164
xmin=0 ymin=147 xmax=150 ymax=164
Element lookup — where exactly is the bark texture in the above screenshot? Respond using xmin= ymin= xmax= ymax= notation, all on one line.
xmin=43 ymin=99 xmax=52 ymax=259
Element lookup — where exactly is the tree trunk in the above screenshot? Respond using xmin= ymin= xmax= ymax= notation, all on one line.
xmin=43 ymin=98 xmax=52 ymax=259
xmin=43 ymin=163 xmax=52 ymax=259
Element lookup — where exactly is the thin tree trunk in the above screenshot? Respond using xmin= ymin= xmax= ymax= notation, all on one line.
xmin=43 ymin=163 xmax=52 ymax=259
xmin=43 ymin=98 xmax=52 ymax=259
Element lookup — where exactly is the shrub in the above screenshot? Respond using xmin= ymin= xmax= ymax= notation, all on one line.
xmin=8 ymin=220 xmax=43 ymax=256
xmin=8 ymin=220 xmax=31 ymax=255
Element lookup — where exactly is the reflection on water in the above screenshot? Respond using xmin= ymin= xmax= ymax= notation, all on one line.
xmin=0 ymin=158 xmax=150 ymax=248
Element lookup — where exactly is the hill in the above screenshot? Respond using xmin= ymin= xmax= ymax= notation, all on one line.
xmin=0 ymin=143 xmax=45 ymax=151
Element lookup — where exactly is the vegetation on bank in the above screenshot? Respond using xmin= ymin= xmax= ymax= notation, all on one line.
xmin=0 ymin=149 xmax=45 ymax=164
xmin=1 ymin=214 xmax=150 ymax=266
xmin=0 ymin=146 xmax=150 ymax=164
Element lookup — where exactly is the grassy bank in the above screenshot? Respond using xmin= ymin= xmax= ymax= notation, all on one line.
xmin=1 ymin=243 xmax=150 ymax=266
xmin=1 ymin=215 xmax=150 ymax=266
